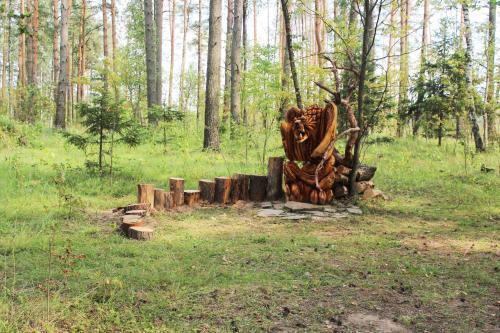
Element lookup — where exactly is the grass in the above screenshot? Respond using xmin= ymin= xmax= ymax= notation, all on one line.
xmin=0 ymin=120 xmax=499 ymax=332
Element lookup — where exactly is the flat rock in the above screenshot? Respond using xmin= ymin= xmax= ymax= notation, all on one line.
xmin=260 ymin=202 xmax=273 ymax=209
xmin=333 ymin=213 xmax=349 ymax=219
xmin=273 ymin=203 xmax=285 ymax=210
xmin=257 ymin=209 xmax=285 ymax=217
xmin=310 ymin=211 xmax=330 ymax=217
xmin=284 ymin=201 xmax=325 ymax=212
xmin=281 ymin=214 xmax=310 ymax=220
xmin=346 ymin=207 xmax=363 ymax=215
xmin=324 ymin=207 xmax=337 ymax=213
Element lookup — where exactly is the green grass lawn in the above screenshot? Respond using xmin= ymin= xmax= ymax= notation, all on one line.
xmin=0 ymin=123 xmax=499 ymax=332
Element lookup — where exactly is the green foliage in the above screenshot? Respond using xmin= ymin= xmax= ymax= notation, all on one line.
xmin=64 ymin=91 xmax=145 ymax=174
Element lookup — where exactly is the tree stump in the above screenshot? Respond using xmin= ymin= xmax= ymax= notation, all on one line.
xmin=124 ymin=203 xmax=151 ymax=212
xmin=199 ymin=179 xmax=216 ymax=203
xmin=230 ymin=174 xmax=244 ymax=203
xmin=184 ymin=190 xmax=200 ymax=206
xmin=169 ymin=177 xmax=185 ymax=206
xmin=121 ymin=218 xmax=145 ymax=233
xmin=237 ymin=174 xmax=250 ymax=201
xmin=266 ymin=157 xmax=284 ymax=201
xmin=125 ymin=210 xmax=147 ymax=216
xmin=137 ymin=184 xmax=154 ymax=207
xmin=163 ymin=191 xmax=174 ymax=209
xmin=249 ymin=175 xmax=267 ymax=202
xmin=214 ymin=177 xmax=232 ymax=204
xmin=154 ymin=188 xmax=165 ymax=211
xmin=128 ymin=226 xmax=154 ymax=240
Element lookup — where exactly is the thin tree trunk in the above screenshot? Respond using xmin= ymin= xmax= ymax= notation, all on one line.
xmin=386 ymin=0 xmax=395 ymax=111
xmin=55 ymin=0 xmax=70 ymax=129
xmin=230 ymin=0 xmax=242 ymax=123
xmin=102 ymin=0 xmax=109 ymax=91
xmin=154 ymin=0 xmax=163 ymax=105
xmin=179 ymin=0 xmax=190 ymax=113
xmin=413 ymin=0 xmax=429 ymax=136
xmin=462 ymin=3 xmax=484 ymax=152
xmin=77 ymin=0 xmax=86 ymax=102
xmin=349 ymin=0 xmax=372 ymax=196
xmin=280 ymin=0 xmax=302 ymax=109
xmin=18 ymin=0 xmax=26 ymax=87
xmin=222 ymin=0 xmax=234 ymax=127
xmin=203 ymin=0 xmax=222 ymax=149
xmin=397 ymin=0 xmax=410 ymax=137
xmin=168 ymin=0 xmax=176 ymax=107
xmin=253 ymin=0 xmax=257 ymax=48
xmin=1 ymin=0 xmax=10 ymax=101
xmin=52 ymin=0 xmax=60 ymax=94
xmin=242 ymin=0 xmax=248 ymax=125
xmin=144 ymin=0 xmax=156 ymax=111
xmin=485 ymin=0 xmax=497 ymax=143
xmin=196 ymin=0 xmax=202 ymax=125
xmin=279 ymin=6 xmax=290 ymax=117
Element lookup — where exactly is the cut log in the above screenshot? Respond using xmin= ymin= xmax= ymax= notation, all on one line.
xmin=266 ymin=157 xmax=284 ymax=201
xmin=356 ymin=164 xmax=377 ymax=181
xmin=249 ymin=175 xmax=267 ymax=202
xmin=124 ymin=203 xmax=151 ymax=212
xmin=154 ymin=188 xmax=165 ymax=211
xmin=125 ymin=210 xmax=147 ymax=216
xmin=184 ymin=190 xmax=200 ymax=206
xmin=137 ymin=184 xmax=155 ymax=206
xmin=163 ymin=191 xmax=174 ymax=209
xmin=333 ymin=184 xmax=348 ymax=198
xmin=237 ymin=174 xmax=250 ymax=201
xmin=214 ymin=177 xmax=232 ymax=204
xmin=121 ymin=218 xmax=145 ymax=232
xmin=199 ymin=179 xmax=216 ymax=203
xmin=169 ymin=177 xmax=185 ymax=206
xmin=128 ymin=226 xmax=154 ymax=240
xmin=231 ymin=174 xmax=248 ymax=203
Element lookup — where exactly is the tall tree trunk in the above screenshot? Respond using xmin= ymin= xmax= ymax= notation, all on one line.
xmin=55 ymin=0 xmax=70 ymax=129
xmin=1 ymin=0 xmax=10 ymax=102
xmin=397 ymin=0 xmax=410 ymax=137
xmin=462 ymin=3 xmax=484 ymax=152
xmin=279 ymin=5 xmax=290 ymax=117
xmin=222 ymin=0 xmax=234 ymax=127
xmin=412 ymin=0 xmax=429 ymax=136
xmin=230 ymin=0 xmax=242 ymax=123
xmin=26 ymin=0 xmax=38 ymax=86
xmin=196 ymin=0 xmax=202 ymax=125
xmin=386 ymin=0 xmax=396 ymax=114
xmin=168 ymin=0 xmax=176 ymax=107
xmin=77 ymin=0 xmax=86 ymax=102
xmin=203 ymin=0 xmax=222 ymax=149
xmin=485 ymin=0 xmax=497 ymax=143
xmin=18 ymin=0 xmax=26 ymax=87
xmin=52 ymin=0 xmax=60 ymax=94
xmin=179 ymin=0 xmax=190 ymax=114
xmin=102 ymin=0 xmax=109 ymax=91
xmin=280 ymin=0 xmax=302 ymax=109
xmin=154 ymin=0 xmax=163 ymax=105
xmin=253 ymin=0 xmax=257 ymax=48
xmin=242 ymin=0 xmax=248 ymax=125
xmin=144 ymin=0 xmax=156 ymax=111
xmin=349 ymin=0 xmax=372 ymax=196
xmin=314 ymin=0 xmax=324 ymax=65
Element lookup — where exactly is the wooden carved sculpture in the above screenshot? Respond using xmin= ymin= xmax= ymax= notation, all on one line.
xmin=280 ymin=103 xmax=339 ymax=204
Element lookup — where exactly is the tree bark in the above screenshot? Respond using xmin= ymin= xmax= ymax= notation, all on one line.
xmin=462 ymin=3 xmax=485 ymax=152
xmin=215 ymin=176 xmax=232 ymax=204
xmin=280 ymin=0 xmax=303 ymax=109
xmin=413 ymin=0 xmax=429 ymax=136
xmin=128 ymin=226 xmax=154 ymax=240
xmin=222 ymin=0 xmax=234 ymax=127
xmin=230 ymin=0 xmax=242 ymax=123
xmin=52 ymin=0 xmax=60 ymax=94
xmin=76 ymin=0 xmax=86 ymax=102
xmin=179 ymin=0 xmax=190 ymax=113
xmin=102 ymin=0 xmax=109 ymax=91
xmin=163 ymin=191 xmax=174 ymax=209
xmin=199 ymin=179 xmax=216 ymax=203
xmin=154 ymin=188 xmax=166 ymax=211
xmin=397 ymin=0 xmax=410 ymax=137
xmin=485 ymin=0 xmax=497 ymax=143
xmin=169 ymin=177 xmax=185 ymax=206
xmin=196 ymin=0 xmax=203 ymax=125
xmin=144 ymin=0 xmax=156 ymax=110
xmin=266 ymin=157 xmax=284 ymax=201
xmin=1 ymin=0 xmax=10 ymax=101
xmin=137 ymin=184 xmax=155 ymax=207
xmin=55 ymin=0 xmax=70 ymax=129
xmin=249 ymin=175 xmax=267 ymax=202
xmin=154 ymin=0 xmax=163 ymax=105
xmin=168 ymin=0 xmax=177 ymax=107
xmin=203 ymin=0 xmax=222 ymax=149
xmin=184 ymin=190 xmax=201 ymax=206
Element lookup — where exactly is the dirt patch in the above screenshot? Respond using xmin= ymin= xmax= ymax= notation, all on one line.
xmin=403 ymin=236 xmax=499 ymax=255
xmin=344 ymin=312 xmax=412 ymax=333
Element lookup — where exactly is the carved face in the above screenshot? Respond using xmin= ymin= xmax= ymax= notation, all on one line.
xmin=293 ymin=117 xmax=309 ymax=143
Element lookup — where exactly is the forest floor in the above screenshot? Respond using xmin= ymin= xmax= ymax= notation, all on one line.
xmin=0 ymin=121 xmax=499 ymax=332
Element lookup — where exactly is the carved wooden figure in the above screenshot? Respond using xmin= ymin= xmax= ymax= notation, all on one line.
xmin=280 ymin=103 xmax=338 ymax=204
